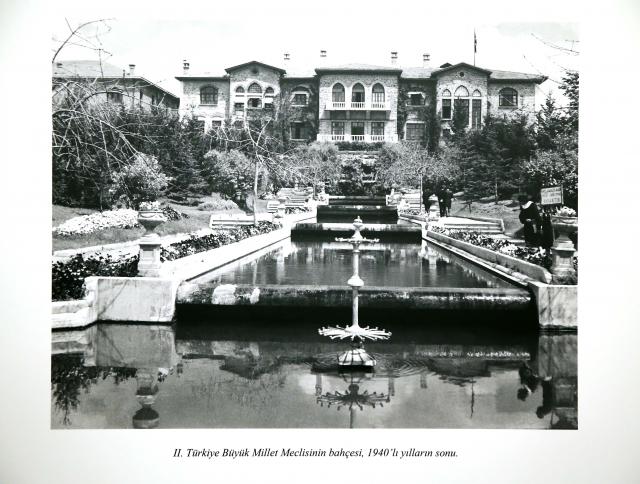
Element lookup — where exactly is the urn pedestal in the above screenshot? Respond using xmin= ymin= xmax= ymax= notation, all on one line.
xmin=137 ymin=210 xmax=166 ymax=277
xmin=550 ymin=216 xmax=577 ymax=279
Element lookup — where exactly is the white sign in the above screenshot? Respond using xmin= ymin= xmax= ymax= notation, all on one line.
xmin=541 ymin=186 xmax=563 ymax=206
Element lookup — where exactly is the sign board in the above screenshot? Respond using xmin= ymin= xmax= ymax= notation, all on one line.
xmin=541 ymin=186 xmax=563 ymax=206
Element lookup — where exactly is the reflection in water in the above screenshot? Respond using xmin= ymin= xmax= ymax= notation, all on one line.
xmin=191 ymin=240 xmax=513 ymax=289
xmin=51 ymin=324 xmax=577 ymax=429
xmin=316 ymin=374 xmax=391 ymax=429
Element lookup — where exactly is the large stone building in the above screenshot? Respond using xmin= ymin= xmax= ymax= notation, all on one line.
xmin=176 ymin=52 xmax=546 ymax=143
xmin=53 ymin=60 xmax=180 ymax=111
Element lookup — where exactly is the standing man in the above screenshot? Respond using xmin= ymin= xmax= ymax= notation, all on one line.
xmin=443 ymin=185 xmax=453 ymax=217
xmin=437 ymin=186 xmax=446 ymax=218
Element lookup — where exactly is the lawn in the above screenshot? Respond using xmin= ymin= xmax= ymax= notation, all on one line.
xmin=449 ymin=197 xmax=523 ymax=236
xmin=52 ymin=198 xmax=257 ymax=252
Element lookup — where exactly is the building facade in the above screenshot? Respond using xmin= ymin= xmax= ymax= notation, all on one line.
xmin=53 ymin=60 xmax=180 ymax=111
xmin=176 ymin=55 xmax=546 ymax=143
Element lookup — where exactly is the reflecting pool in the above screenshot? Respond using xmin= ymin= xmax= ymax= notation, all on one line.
xmin=191 ymin=240 xmax=514 ymax=289
xmin=51 ymin=323 xmax=577 ymax=429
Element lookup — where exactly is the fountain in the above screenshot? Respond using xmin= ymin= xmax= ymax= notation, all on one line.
xmin=318 ymin=217 xmax=392 ymax=369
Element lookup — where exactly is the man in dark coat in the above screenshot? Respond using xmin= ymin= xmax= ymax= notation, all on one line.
xmin=443 ymin=187 xmax=453 ymax=217
xmin=437 ymin=187 xmax=446 ymax=217
xmin=518 ymin=194 xmax=542 ymax=246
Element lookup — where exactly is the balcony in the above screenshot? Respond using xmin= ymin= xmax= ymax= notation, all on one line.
xmin=317 ymin=134 xmax=398 ymax=143
xmin=324 ymin=101 xmax=390 ymax=111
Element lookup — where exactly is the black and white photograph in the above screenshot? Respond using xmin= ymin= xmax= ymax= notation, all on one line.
xmin=1 ymin=0 xmax=639 ymax=482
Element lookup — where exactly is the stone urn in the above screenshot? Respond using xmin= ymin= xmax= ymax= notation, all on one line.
xmin=137 ymin=209 xmax=166 ymax=277
xmin=550 ymin=215 xmax=578 ymax=278
xmin=137 ymin=209 xmax=166 ymax=237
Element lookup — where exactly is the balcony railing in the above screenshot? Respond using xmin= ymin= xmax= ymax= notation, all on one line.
xmin=325 ymin=101 xmax=390 ymax=111
xmin=317 ymin=134 xmax=398 ymax=143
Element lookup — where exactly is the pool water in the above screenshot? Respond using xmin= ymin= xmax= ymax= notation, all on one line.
xmin=51 ymin=323 xmax=577 ymax=429
xmin=191 ymin=240 xmax=514 ymax=289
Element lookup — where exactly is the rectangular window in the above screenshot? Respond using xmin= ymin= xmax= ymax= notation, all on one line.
xmin=292 ymin=93 xmax=307 ymax=105
xmin=410 ymin=94 xmax=423 ymax=106
xmin=264 ymin=102 xmax=273 ymax=110
xmin=211 ymin=120 xmax=222 ymax=128
xmin=248 ymin=98 xmax=261 ymax=109
xmin=442 ymin=98 xmax=451 ymax=119
xmin=107 ymin=90 xmax=123 ymax=104
xmin=234 ymin=103 xmax=244 ymax=115
xmin=331 ymin=122 xmax=345 ymax=135
xmin=351 ymin=122 xmax=364 ymax=136
xmin=406 ymin=123 xmax=425 ymax=141
xmin=472 ymin=99 xmax=482 ymax=129
xmin=371 ymin=122 xmax=385 ymax=136
xmin=454 ymin=98 xmax=470 ymax=127
xmin=290 ymin=123 xmax=307 ymax=140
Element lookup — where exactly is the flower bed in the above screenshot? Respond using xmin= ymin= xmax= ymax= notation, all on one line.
xmin=160 ymin=222 xmax=277 ymax=261
xmin=52 ymin=253 xmax=139 ymax=301
xmin=430 ymin=226 xmax=578 ymax=284
xmin=431 ymin=226 xmax=552 ymax=268
xmin=285 ymin=207 xmax=311 ymax=214
xmin=52 ymin=221 xmax=279 ymax=300
xmin=54 ymin=206 xmax=188 ymax=236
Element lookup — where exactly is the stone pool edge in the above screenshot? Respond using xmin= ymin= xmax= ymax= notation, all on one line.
xmin=51 ymin=212 xmax=315 ymax=330
xmin=424 ymin=228 xmax=577 ymax=329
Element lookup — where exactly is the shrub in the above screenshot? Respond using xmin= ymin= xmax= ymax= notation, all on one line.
xmin=111 ymin=154 xmax=169 ymax=209
xmin=197 ymin=193 xmax=239 ymax=211
xmin=52 ymin=253 xmax=139 ymax=301
xmin=161 ymin=205 xmax=189 ymax=221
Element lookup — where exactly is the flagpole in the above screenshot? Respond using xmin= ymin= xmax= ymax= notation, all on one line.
xmin=473 ymin=29 xmax=476 ymax=66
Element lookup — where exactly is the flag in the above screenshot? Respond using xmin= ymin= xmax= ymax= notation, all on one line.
xmin=474 ymin=30 xmax=477 ymax=54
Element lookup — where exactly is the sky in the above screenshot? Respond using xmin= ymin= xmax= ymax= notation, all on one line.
xmin=52 ymin=13 xmax=579 ymax=108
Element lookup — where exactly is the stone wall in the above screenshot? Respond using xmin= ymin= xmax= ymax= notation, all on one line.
xmin=180 ymin=79 xmax=230 ymax=126
xmin=487 ymin=81 xmax=537 ymax=120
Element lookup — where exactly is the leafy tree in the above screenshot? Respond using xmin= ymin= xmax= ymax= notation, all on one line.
xmin=111 ymin=154 xmax=168 ymax=209
xmin=536 ymin=94 xmax=564 ymax=150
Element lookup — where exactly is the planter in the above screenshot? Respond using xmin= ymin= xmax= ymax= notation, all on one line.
xmin=137 ymin=210 xmax=166 ymax=234
xmin=551 ymin=216 xmax=578 ymax=249
xmin=550 ymin=216 xmax=577 ymax=279
xmin=137 ymin=210 xmax=166 ymax=277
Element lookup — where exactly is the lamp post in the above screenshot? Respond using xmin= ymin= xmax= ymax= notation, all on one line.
xmin=318 ymin=217 xmax=392 ymax=368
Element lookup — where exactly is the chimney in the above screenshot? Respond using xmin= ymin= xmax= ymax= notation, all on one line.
xmin=128 ymin=64 xmax=136 ymax=76
xmin=183 ymin=59 xmax=190 ymax=75
xmin=391 ymin=51 xmax=398 ymax=66
xmin=284 ymin=53 xmax=290 ymax=62
xmin=320 ymin=49 xmax=327 ymax=59
xmin=422 ymin=53 xmax=430 ymax=68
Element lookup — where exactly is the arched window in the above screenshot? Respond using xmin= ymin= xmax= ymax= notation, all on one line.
xmin=351 ymin=83 xmax=365 ymax=103
xmin=107 ymin=89 xmax=123 ymax=104
xmin=454 ymin=85 xmax=469 ymax=97
xmin=248 ymin=83 xmax=262 ymax=94
xmin=441 ymin=89 xmax=452 ymax=120
xmin=332 ymin=83 xmax=345 ymax=103
xmin=200 ymin=86 xmax=218 ymax=105
xmin=372 ymin=83 xmax=385 ymax=104
xmin=265 ymin=86 xmax=274 ymax=96
xmin=472 ymin=89 xmax=482 ymax=97
xmin=235 ymin=86 xmax=245 ymax=94
xmin=499 ymin=87 xmax=518 ymax=107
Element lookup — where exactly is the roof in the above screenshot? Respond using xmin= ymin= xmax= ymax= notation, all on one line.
xmin=53 ymin=60 xmax=180 ymax=101
xmin=225 ymin=60 xmax=286 ymax=74
xmin=485 ymin=68 xmax=547 ymax=83
xmin=434 ymin=62 xmax=493 ymax=76
xmin=400 ymin=66 xmax=438 ymax=79
xmin=315 ymin=63 xmax=403 ymax=74
xmin=52 ymin=60 xmax=125 ymax=78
